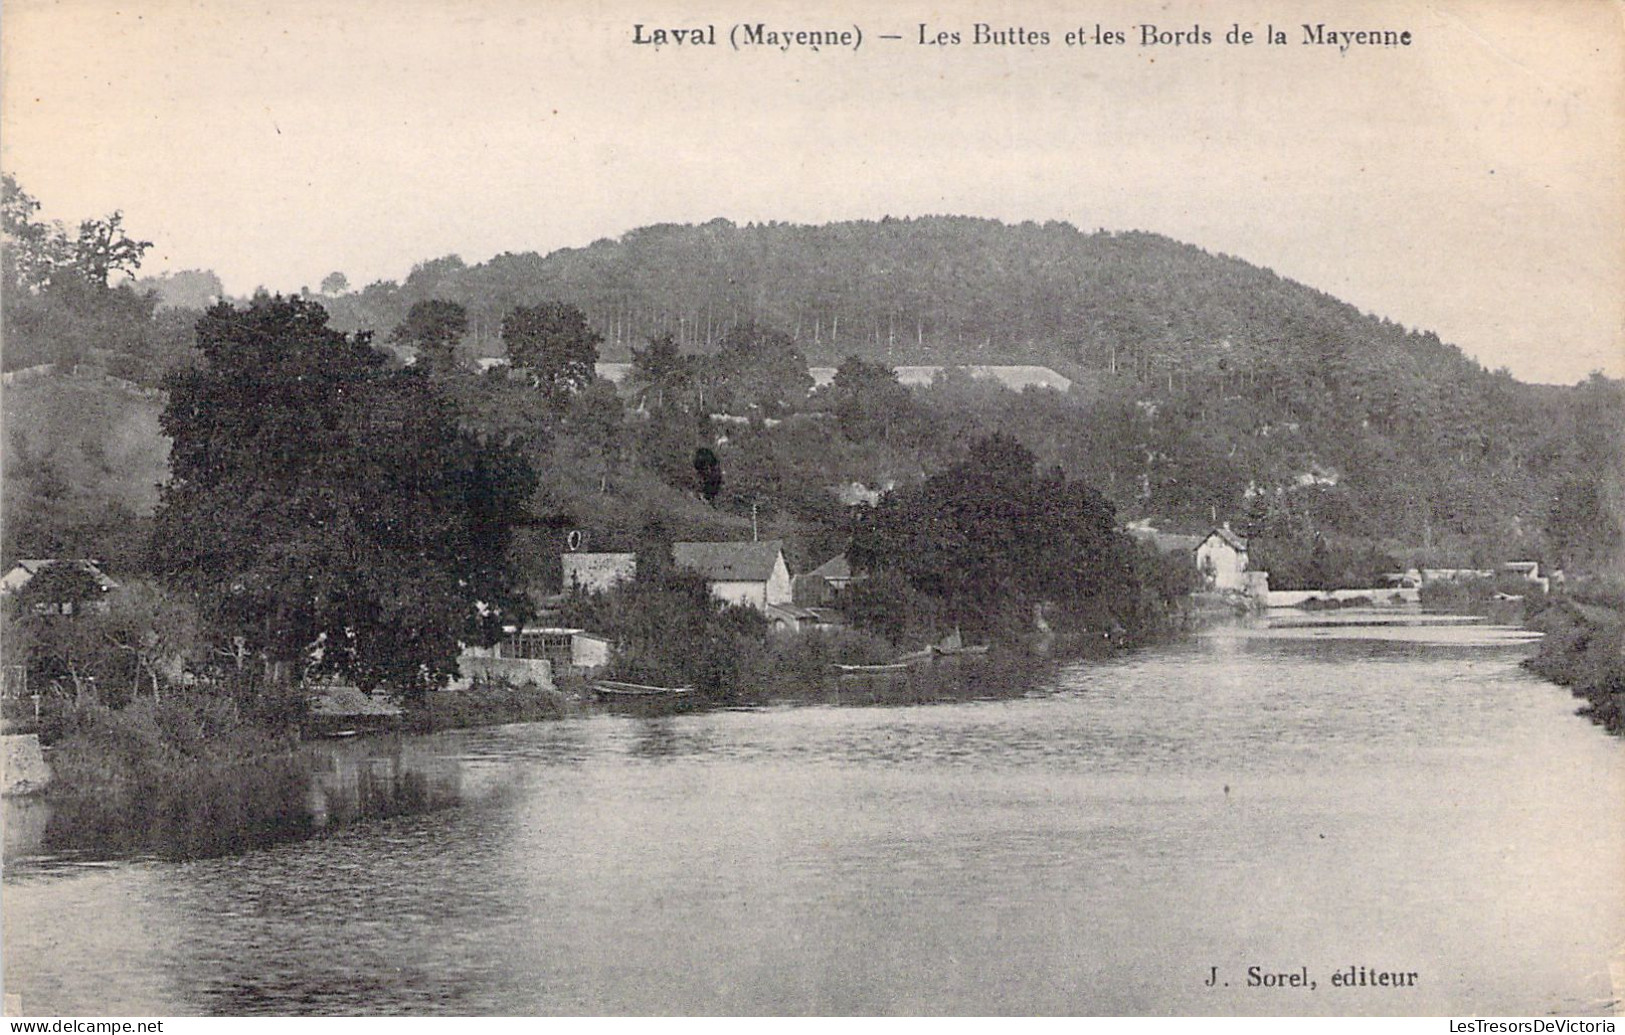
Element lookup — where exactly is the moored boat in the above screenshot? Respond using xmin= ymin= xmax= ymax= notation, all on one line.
xmin=592 ymin=679 xmax=697 ymax=699
xmin=830 ymin=662 xmax=911 ymax=675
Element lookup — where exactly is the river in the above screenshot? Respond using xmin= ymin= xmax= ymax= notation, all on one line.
xmin=3 ymin=611 xmax=1621 ymax=1015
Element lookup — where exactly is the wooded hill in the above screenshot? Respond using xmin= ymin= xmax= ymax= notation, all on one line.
xmin=311 ymin=217 xmax=1619 ymax=568
xmin=6 ymin=205 xmax=1620 ymax=577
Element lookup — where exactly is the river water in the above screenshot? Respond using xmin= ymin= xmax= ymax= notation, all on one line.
xmin=3 ymin=611 xmax=1621 ymax=1015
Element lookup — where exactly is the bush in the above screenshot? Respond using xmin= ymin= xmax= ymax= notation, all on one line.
xmin=733 ymin=627 xmax=897 ymax=702
xmin=407 ymin=682 xmax=573 ymax=731
xmin=42 ymin=692 xmax=312 ymax=859
xmin=1524 ymin=601 xmax=1625 ymax=735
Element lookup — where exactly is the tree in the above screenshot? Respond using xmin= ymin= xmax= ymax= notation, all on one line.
xmin=391 ymin=298 xmax=469 ymax=374
xmin=97 ymin=580 xmax=205 ymax=698
xmin=825 ymin=354 xmax=913 ymax=442
xmin=693 ymin=447 xmax=723 ymax=503
xmin=320 ymin=271 xmax=350 ymax=295
xmin=153 ymin=295 xmax=537 ymax=695
xmin=712 ymin=322 xmax=811 ymax=416
xmin=849 ymin=432 xmax=1133 ymax=637
xmin=561 ymin=378 xmax=627 ymax=493
xmin=501 ymin=301 xmax=601 ymax=403
xmin=2 ymin=174 xmax=71 ymax=292
xmin=136 ymin=269 xmax=224 ymax=311
xmin=71 ymin=212 xmax=152 ymax=288
xmin=630 ymin=332 xmax=692 ymax=408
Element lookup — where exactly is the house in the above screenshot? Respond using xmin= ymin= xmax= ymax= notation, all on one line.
xmin=0 ymin=559 xmax=118 ymax=614
xmin=793 ymin=552 xmax=865 ymax=607
xmin=673 ymin=540 xmax=792 ymax=612
xmin=1126 ymin=524 xmax=1204 ymax=557
xmin=1195 ymin=525 xmax=1250 ymax=592
xmin=561 ymin=551 xmax=637 ymax=594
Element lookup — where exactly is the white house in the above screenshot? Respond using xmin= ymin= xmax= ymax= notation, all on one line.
xmin=1195 ymin=525 xmax=1250 ymax=592
xmin=673 ymin=540 xmax=792 ymax=612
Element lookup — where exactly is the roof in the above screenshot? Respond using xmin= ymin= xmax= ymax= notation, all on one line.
xmin=808 ymin=365 xmax=1072 ymax=392
xmin=673 ymin=540 xmax=786 ymax=582
xmin=805 ymin=553 xmax=854 ymax=581
xmin=1202 ymin=526 xmax=1248 ymax=552
xmin=766 ymin=603 xmax=821 ymax=622
xmin=0 ymin=559 xmax=119 ymax=595
xmin=1126 ymin=528 xmax=1204 ymax=555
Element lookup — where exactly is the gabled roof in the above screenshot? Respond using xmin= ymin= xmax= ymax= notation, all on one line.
xmin=805 ymin=553 xmax=853 ymax=581
xmin=1202 ymin=526 xmax=1248 ymax=552
xmin=1126 ymin=527 xmax=1204 ymax=555
xmin=0 ymin=558 xmax=119 ymax=595
xmin=673 ymin=540 xmax=785 ymax=582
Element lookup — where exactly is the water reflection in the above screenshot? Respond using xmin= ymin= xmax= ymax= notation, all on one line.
xmin=4 ymin=611 xmax=1621 ymax=1016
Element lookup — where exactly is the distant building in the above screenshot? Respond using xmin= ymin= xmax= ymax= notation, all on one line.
xmin=0 ymin=559 xmax=118 ymax=615
xmin=808 ymin=364 xmax=1073 ymax=393
xmin=793 ymin=552 xmax=865 ymax=607
xmin=1126 ymin=524 xmax=1204 ymax=557
xmin=561 ymin=552 xmax=637 ymax=594
xmin=673 ymin=540 xmax=792 ymax=612
xmin=1195 ymin=525 xmax=1250 ymax=592
xmin=763 ymin=603 xmax=842 ymax=634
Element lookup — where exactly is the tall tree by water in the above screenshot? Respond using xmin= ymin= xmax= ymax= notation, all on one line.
xmin=153 ymin=295 xmax=536 ymax=695
xmin=850 ymin=432 xmax=1133 ymax=636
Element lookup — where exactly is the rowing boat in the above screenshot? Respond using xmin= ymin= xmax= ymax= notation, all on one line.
xmin=593 ymin=679 xmax=697 ymax=698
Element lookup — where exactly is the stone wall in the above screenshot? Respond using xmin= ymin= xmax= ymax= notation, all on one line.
xmin=2 ymin=734 xmax=51 ymax=796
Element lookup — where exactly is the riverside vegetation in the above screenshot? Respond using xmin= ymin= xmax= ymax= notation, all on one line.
xmin=5 ymin=176 xmax=1622 ymax=858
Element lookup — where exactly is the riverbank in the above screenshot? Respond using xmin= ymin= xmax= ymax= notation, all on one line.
xmin=1523 ymin=595 xmax=1625 ymax=735
xmin=38 ymin=696 xmax=313 ymax=859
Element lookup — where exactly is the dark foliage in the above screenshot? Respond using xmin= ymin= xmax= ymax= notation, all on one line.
xmin=501 ymin=301 xmax=601 ymax=403
xmin=152 ymin=296 xmax=536 ymax=694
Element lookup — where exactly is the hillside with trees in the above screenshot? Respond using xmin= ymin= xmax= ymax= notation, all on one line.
xmin=6 ymin=182 xmax=1621 ymax=595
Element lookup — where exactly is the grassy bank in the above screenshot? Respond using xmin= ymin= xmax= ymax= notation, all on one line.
xmin=40 ymin=693 xmax=315 ymax=860
xmin=1420 ymin=575 xmax=1545 ymax=622
xmin=1524 ymin=589 xmax=1625 ymax=736
xmin=403 ymin=681 xmax=577 ymax=732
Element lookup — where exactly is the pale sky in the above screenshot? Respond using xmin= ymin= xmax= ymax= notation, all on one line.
xmin=3 ymin=0 xmax=1620 ymax=383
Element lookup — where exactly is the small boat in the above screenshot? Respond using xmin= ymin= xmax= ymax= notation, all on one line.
xmin=831 ymin=662 xmax=911 ymax=675
xmin=592 ymin=679 xmax=697 ymax=699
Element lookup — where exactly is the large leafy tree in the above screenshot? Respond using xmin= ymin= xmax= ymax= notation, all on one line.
xmin=501 ymin=301 xmax=600 ymax=403
xmin=391 ymin=298 xmax=469 ymax=374
xmin=711 ymin=322 xmax=811 ymax=416
xmin=629 ymin=332 xmax=693 ymax=409
xmin=153 ymin=295 xmax=535 ymax=695
xmin=850 ymin=433 xmax=1133 ymax=636
xmin=826 ymin=354 xmax=914 ymax=442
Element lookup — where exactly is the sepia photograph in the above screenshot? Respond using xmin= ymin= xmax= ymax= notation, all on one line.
xmin=1 ymin=0 xmax=1622 ymax=1020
